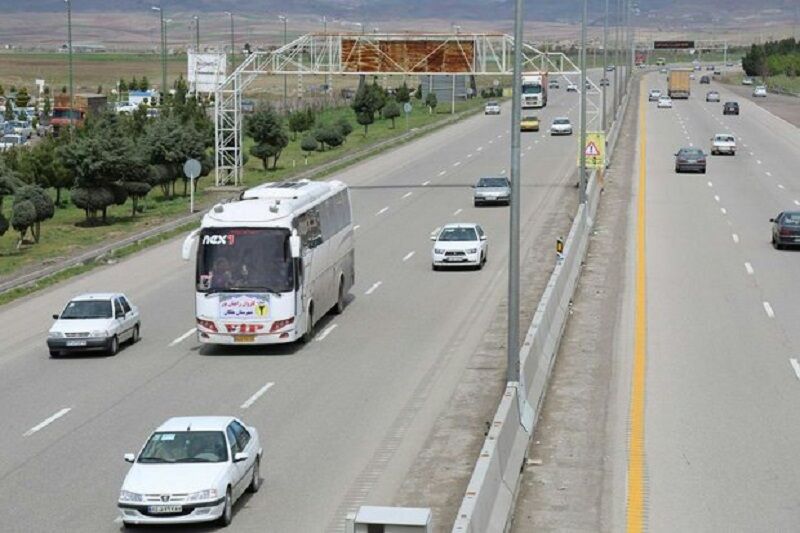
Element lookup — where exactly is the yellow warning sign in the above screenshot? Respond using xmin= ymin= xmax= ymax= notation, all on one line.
xmin=578 ymin=131 xmax=606 ymax=169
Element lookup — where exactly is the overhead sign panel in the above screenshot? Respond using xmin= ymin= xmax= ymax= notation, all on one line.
xmin=188 ymin=52 xmax=226 ymax=93
xmin=653 ymin=40 xmax=695 ymax=50
xmin=341 ymin=38 xmax=475 ymax=73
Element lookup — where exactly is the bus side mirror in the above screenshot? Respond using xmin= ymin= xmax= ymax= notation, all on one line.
xmin=290 ymin=234 xmax=301 ymax=258
xmin=181 ymin=229 xmax=199 ymax=261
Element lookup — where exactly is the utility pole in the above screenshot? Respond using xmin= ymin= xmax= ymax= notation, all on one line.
xmin=279 ymin=15 xmax=288 ymax=111
xmin=602 ymin=0 xmax=609 ymax=133
xmin=151 ymin=6 xmax=166 ymax=104
xmin=193 ymin=15 xmax=200 ymax=52
xmin=64 ymin=0 xmax=74 ymax=128
xmin=507 ymin=0 xmax=524 ymax=383
xmin=224 ymin=12 xmax=235 ymax=74
xmin=580 ymin=0 xmax=588 ymax=205
xmin=613 ymin=0 xmax=620 ymax=115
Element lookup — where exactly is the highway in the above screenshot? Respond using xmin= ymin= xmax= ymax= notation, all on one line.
xmin=0 ymin=81 xmax=598 ymax=531
xmin=637 ymin=72 xmax=800 ymax=530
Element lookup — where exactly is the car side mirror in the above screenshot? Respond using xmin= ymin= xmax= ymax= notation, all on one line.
xmin=124 ymin=453 xmax=135 ymax=463
xmin=289 ymin=232 xmax=301 ymax=259
xmin=234 ymin=452 xmax=249 ymax=463
xmin=430 ymin=235 xmax=437 ymax=241
xmin=480 ymin=235 xmax=487 ymax=241
xmin=52 ymin=314 xmax=59 ymax=320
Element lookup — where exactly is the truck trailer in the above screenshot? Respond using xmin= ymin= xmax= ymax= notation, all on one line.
xmin=668 ymin=69 xmax=691 ymax=99
xmin=521 ymin=72 xmax=548 ymax=108
xmin=51 ymin=93 xmax=108 ymax=134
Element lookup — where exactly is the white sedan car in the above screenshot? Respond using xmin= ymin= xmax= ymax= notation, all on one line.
xmin=753 ymin=85 xmax=767 ymax=97
xmin=550 ymin=117 xmax=573 ymax=135
xmin=711 ymin=133 xmax=737 ymax=155
xmin=118 ymin=416 xmax=262 ymax=527
xmin=431 ymin=223 xmax=488 ymax=270
xmin=484 ymin=101 xmax=501 ymax=115
xmin=47 ymin=292 xmax=140 ymax=357
xmin=657 ymin=96 xmax=673 ymax=108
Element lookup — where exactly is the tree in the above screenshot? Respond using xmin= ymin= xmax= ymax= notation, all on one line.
xmin=12 ymin=185 xmax=54 ymax=243
xmin=369 ymin=79 xmax=387 ymax=117
xmin=42 ymin=95 xmax=51 ymax=119
xmin=118 ymin=78 xmax=128 ymax=92
xmin=301 ymin=135 xmax=318 ymax=163
xmin=16 ymin=87 xmax=30 ymax=107
xmin=130 ymin=76 xmax=138 ymax=92
xmin=0 ymin=169 xmax=20 ymax=237
xmin=17 ymin=137 xmax=73 ymax=205
xmin=141 ymin=117 xmax=207 ymax=197
xmin=396 ymin=82 xmax=411 ymax=103
xmin=139 ymin=76 xmax=150 ymax=91
xmin=382 ymin=98 xmax=401 ymax=128
xmin=4 ymin=99 xmax=13 ymax=121
xmin=246 ymin=107 xmax=289 ymax=170
xmin=415 ymin=83 xmax=423 ymax=99
xmin=352 ymin=83 xmax=376 ymax=136
xmin=425 ymin=92 xmax=438 ymax=114
xmin=314 ymin=126 xmax=343 ymax=151
xmin=336 ymin=116 xmax=353 ymax=141
xmin=288 ymin=109 xmax=314 ymax=141
xmin=10 ymin=200 xmax=36 ymax=247
xmin=0 ymin=84 xmax=4 ymax=95
xmin=96 ymin=85 xmax=103 ymax=95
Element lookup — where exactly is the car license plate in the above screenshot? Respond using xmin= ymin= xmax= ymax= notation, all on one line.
xmin=147 ymin=505 xmax=182 ymax=514
xmin=66 ymin=340 xmax=87 ymax=347
xmin=446 ymin=257 xmax=466 ymax=262
xmin=234 ymin=335 xmax=255 ymax=343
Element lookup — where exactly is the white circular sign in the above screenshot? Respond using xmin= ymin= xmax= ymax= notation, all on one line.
xmin=403 ymin=102 xmax=412 ymax=114
xmin=183 ymin=158 xmax=202 ymax=179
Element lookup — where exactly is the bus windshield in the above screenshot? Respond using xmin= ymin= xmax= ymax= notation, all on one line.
xmin=197 ymin=228 xmax=293 ymax=294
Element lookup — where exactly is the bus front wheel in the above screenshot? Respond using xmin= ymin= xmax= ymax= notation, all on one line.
xmin=302 ymin=305 xmax=315 ymax=343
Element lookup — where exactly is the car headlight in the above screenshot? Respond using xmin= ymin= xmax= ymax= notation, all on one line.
xmin=48 ymin=331 xmax=64 ymax=339
xmin=90 ymin=330 xmax=108 ymax=338
xmin=119 ymin=490 xmax=144 ymax=503
xmin=187 ymin=489 xmax=218 ymax=502
xmin=466 ymin=248 xmax=478 ymax=254
xmin=434 ymin=248 xmax=445 ymax=254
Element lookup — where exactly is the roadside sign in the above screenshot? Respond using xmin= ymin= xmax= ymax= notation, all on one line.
xmin=654 ymin=40 xmax=695 ymax=49
xmin=403 ymin=102 xmax=412 ymax=114
xmin=579 ymin=132 xmax=606 ymax=169
xmin=183 ymin=158 xmax=202 ymax=213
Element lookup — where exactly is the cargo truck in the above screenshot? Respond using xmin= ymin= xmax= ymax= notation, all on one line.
xmin=51 ymin=93 xmax=108 ymax=134
xmin=521 ymin=72 xmax=548 ymax=108
xmin=668 ymin=69 xmax=691 ymax=99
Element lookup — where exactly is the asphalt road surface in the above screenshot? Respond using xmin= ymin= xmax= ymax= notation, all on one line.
xmin=0 ymin=80 xmax=607 ymax=531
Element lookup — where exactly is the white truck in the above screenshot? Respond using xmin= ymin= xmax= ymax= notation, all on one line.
xmin=521 ymin=73 xmax=548 ymax=108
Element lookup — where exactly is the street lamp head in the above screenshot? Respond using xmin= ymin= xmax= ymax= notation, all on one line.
xmin=151 ymin=6 xmax=161 ymax=11
xmin=278 ymin=15 xmax=287 ymax=22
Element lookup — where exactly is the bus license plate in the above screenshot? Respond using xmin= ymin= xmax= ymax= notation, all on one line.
xmin=147 ymin=505 xmax=182 ymax=514
xmin=234 ymin=335 xmax=255 ymax=343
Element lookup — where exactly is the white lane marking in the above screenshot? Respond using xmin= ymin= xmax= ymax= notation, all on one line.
xmin=756 ymin=159 xmax=762 ymax=165
xmin=790 ymin=359 xmax=800 ymax=381
xmin=453 ymin=161 xmax=461 ymax=167
xmin=708 ymin=181 xmax=713 ymax=187
xmin=714 ymin=195 xmax=720 ymax=202
xmin=794 ymin=200 xmax=800 ymax=206
xmin=438 ymin=170 xmax=447 ymax=176
xmin=316 ymin=324 xmax=338 ymax=342
xmin=431 ymin=226 xmax=441 ymax=236
xmin=749 ymin=151 xmax=755 ymax=156
xmin=497 ymin=134 xmax=503 ymax=139
xmin=453 ymin=208 xmax=463 ymax=216
xmin=422 ymin=180 xmax=431 ymax=186
xmin=354 ymin=224 xmax=361 ymax=231
xmin=500 ymin=168 xmax=506 ymax=174
xmin=766 ymin=171 xmax=772 ymax=177
xmin=488 ymin=139 xmax=494 ymax=144
xmin=778 ymin=184 xmax=785 ymax=190
xmin=169 ymin=328 xmax=196 ymax=347
xmin=365 ymin=281 xmax=383 ymax=295
xmin=24 ymin=408 xmax=71 ymax=437
xmin=744 ymin=262 xmax=754 ymax=275
xmin=763 ymin=301 xmax=775 ymax=319
xmin=743 ymin=143 xmax=748 ymax=148
xmin=689 ymin=142 xmax=694 ymax=147
xmin=535 ymin=140 xmax=540 ymax=144
xmin=402 ymin=251 xmax=415 ymax=262
xmin=732 ymin=233 xmax=740 ymax=243
xmin=467 ymin=153 xmax=473 ymax=158
xmin=402 ymin=191 xmax=413 ymax=199
xmin=477 ymin=146 xmax=483 ymax=151
xmin=240 ymin=382 xmax=275 ymax=409
xmin=721 ymin=207 xmax=727 ymax=215
xmin=376 ymin=206 xmax=389 ymax=216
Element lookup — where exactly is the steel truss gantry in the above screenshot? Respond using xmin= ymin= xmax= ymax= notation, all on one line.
xmin=215 ymin=32 xmax=602 ymax=186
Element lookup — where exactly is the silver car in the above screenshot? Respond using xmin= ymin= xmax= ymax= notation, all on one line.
xmin=550 ymin=117 xmax=573 ymax=136
xmin=473 ymin=176 xmax=510 ymax=206
xmin=484 ymin=101 xmax=501 ymax=115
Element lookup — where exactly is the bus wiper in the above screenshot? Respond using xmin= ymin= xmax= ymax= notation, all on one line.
xmin=225 ymin=286 xmax=284 ymax=296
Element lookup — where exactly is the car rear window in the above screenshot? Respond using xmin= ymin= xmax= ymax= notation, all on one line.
xmin=478 ymin=178 xmax=509 ymax=187
xmin=783 ymin=213 xmax=800 ymax=226
xmin=716 ymin=135 xmax=735 ymax=142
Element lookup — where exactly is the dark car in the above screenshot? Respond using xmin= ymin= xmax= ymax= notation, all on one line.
xmin=723 ymin=101 xmax=739 ymax=115
xmin=770 ymin=211 xmax=800 ymax=249
xmin=674 ymin=147 xmax=707 ymax=173
xmin=700 ymin=75 xmax=711 ymax=84
xmin=599 ymin=78 xmax=610 ymax=86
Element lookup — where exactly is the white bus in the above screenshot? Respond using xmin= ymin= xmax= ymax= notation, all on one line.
xmin=182 ymin=179 xmax=354 ymax=345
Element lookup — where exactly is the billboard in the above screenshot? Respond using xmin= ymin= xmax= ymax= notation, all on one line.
xmin=341 ymin=38 xmax=475 ymax=73
xmin=653 ymin=40 xmax=695 ymax=50
xmin=188 ymin=52 xmax=227 ymax=93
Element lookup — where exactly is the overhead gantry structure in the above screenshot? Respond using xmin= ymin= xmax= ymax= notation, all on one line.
xmin=215 ymin=32 xmax=601 ymax=186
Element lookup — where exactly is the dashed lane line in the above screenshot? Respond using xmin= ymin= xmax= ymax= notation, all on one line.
xmin=240 ymin=383 xmax=275 ymax=409
xmin=24 ymin=408 xmax=72 ymax=437
xmin=365 ymin=281 xmax=383 ymax=295
xmin=763 ymin=301 xmax=775 ymax=319
xmin=169 ymin=328 xmax=196 ymax=347
xmin=316 ymin=324 xmax=338 ymax=342
xmin=402 ymin=251 xmax=415 ymax=262
xmin=745 ymin=262 xmax=754 ymax=275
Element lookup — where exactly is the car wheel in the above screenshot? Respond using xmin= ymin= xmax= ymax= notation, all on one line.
xmin=474 ymin=201 xmax=480 ymax=207
xmin=302 ymin=305 xmax=314 ymax=343
xmin=49 ymin=349 xmax=61 ymax=358
xmin=108 ymin=335 xmax=119 ymax=356
xmin=334 ymin=278 xmax=345 ymax=315
xmin=772 ymin=236 xmax=782 ymax=250
xmin=130 ymin=325 xmax=140 ymax=345
xmin=248 ymin=457 xmax=261 ymax=493
xmin=218 ymin=487 xmax=233 ymax=527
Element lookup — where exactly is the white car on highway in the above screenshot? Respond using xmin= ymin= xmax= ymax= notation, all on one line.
xmin=753 ymin=85 xmax=767 ymax=97
xmin=118 ymin=416 xmax=262 ymax=527
xmin=550 ymin=117 xmax=573 ymax=135
xmin=431 ymin=223 xmax=488 ymax=270
xmin=648 ymin=89 xmax=662 ymax=101
xmin=711 ymin=133 xmax=737 ymax=155
xmin=566 ymin=82 xmax=578 ymax=92
xmin=47 ymin=293 xmax=140 ymax=357
xmin=657 ymin=96 xmax=673 ymax=108
xmin=484 ymin=101 xmax=501 ymax=115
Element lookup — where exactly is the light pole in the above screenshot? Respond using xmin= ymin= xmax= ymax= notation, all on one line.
xmin=225 ymin=12 xmax=235 ymax=74
xmin=279 ymin=15 xmax=288 ymax=110
xmin=192 ymin=15 xmax=200 ymax=52
xmin=579 ymin=0 xmax=588 ymax=205
xmin=64 ymin=0 xmax=74 ymax=127
xmin=507 ymin=0 xmax=524 ymax=383
xmin=602 ymin=0 xmax=609 ymax=132
xmin=151 ymin=6 xmax=166 ymax=105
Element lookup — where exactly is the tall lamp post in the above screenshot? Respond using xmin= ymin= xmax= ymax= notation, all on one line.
xmin=151 ymin=6 xmax=166 ymax=104
xmin=64 ymin=0 xmax=74 ymax=128
xmin=192 ymin=15 xmax=200 ymax=52
xmin=579 ymin=0 xmax=588 ymax=205
xmin=602 ymin=0 xmax=609 ymax=132
xmin=224 ymin=12 xmax=235 ymax=74
xmin=278 ymin=15 xmax=288 ymax=110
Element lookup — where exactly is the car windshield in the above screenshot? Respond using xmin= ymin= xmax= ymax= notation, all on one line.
xmin=553 ymin=118 xmax=570 ymax=125
xmin=60 ymin=300 xmax=113 ymax=319
xmin=138 ymin=431 xmax=228 ymax=464
xmin=478 ymin=178 xmax=509 ymax=188
xmin=197 ymin=227 xmax=293 ymax=293
xmin=439 ymin=227 xmax=478 ymax=242
xmin=781 ymin=213 xmax=800 ymax=226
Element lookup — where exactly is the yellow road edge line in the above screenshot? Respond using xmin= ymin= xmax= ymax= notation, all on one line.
xmin=626 ymin=82 xmax=648 ymax=533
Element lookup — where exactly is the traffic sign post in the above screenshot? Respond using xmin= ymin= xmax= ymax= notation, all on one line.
xmin=403 ymin=102 xmax=412 ymax=131
xmin=183 ymin=158 xmax=202 ymax=213
xmin=579 ymin=131 xmax=606 ymax=170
